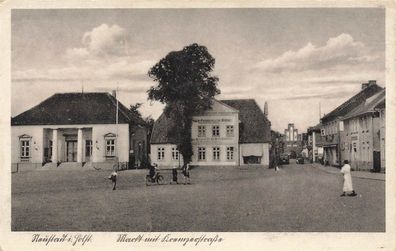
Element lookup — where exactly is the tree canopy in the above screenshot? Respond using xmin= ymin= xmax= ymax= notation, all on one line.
xmin=147 ymin=43 xmax=220 ymax=165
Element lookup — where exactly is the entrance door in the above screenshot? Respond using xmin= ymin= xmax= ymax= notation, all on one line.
xmin=373 ymin=151 xmax=381 ymax=172
xmin=66 ymin=141 xmax=77 ymax=162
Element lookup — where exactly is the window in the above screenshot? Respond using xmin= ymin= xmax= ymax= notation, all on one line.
xmin=339 ymin=121 xmax=344 ymax=131
xmin=198 ymin=125 xmax=206 ymax=137
xmin=213 ymin=147 xmax=220 ymax=161
xmin=321 ymin=129 xmax=325 ymax=136
xmin=104 ymin=133 xmax=116 ymax=158
xmin=172 ymin=147 xmax=179 ymax=160
xmin=212 ymin=125 xmax=220 ymax=137
xmin=157 ymin=147 xmax=165 ymax=161
xmin=85 ymin=140 xmax=92 ymax=157
xmin=106 ymin=139 xmax=116 ymax=157
xmin=226 ymin=125 xmax=234 ymax=137
xmin=20 ymin=139 xmax=30 ymax=161
xmin=227 ymin=147 xmax=234 ymax=160
xmin=198 ymin=147 xmax=206 ymax=161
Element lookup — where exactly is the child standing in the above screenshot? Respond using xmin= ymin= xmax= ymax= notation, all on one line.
xmin=108 ymin=170 xmax=118 ymax=190
xmin=170 ymin=166 xmax=178 ymax=184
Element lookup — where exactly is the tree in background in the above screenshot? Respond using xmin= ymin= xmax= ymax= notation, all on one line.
xmin=147 ymin=43 xmax=220 ymax=166
xmin=129 ymin=103 xmax=143 ymax=121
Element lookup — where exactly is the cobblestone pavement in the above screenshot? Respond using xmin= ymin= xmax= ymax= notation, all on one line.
xmin=12 ymin=163 xmax=385 ymax=232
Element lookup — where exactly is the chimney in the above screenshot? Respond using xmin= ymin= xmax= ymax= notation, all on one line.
xmin=368 ymin=80 xmax=376 ymax=86
xmin=111 ymin=90 xmax=117 ymax=98
xmin=361 ymin=83 xmax=369 ymax=89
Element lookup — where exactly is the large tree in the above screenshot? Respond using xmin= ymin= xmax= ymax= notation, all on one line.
xmin=147 ymin=43 xmax=220 ymax=166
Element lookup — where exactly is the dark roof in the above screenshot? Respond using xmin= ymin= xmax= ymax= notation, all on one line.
xmin=11 ymin=92 xmax=145 ymax=126
xmin=150 ymin=113 xmax=178 ymax=144
xmin=307 ymin=123 xmax=322 ymax=133
xmin=321 ymin=83 xmax=383 ymax=123
xmin=151 ymin=99 xmax=271 ymax=144
xmin=343 ymin=89 xmax=385 ymax=120
xmin=221 ymin=99 xmax=271 ymax=143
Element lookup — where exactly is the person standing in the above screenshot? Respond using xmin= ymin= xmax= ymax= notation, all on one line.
xmin=182 ymin=163 xmax=191 ymax=185
xmin=108 ymin=170 xmax=118 ymax=190
xmin=170 ymin=166 xmax=179 ymax=184
xmin=340 ymin=160 xmax=357 ymax=197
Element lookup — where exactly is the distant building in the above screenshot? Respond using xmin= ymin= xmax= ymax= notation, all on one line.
xmin=320 ymin=80 xmax=383 ymax=167
xmin=284 ymin=123 xmax=299 ymax=142
xmin=283 ymin=123 xmax=302 ymax=157
xmin=11 ymin=92 xmax=147 ymax=171
xmin=150 ymin=99 xmax=272 ymax=167
xmin=341 ymin=89 xmax=385 ymax=171
xmin=307 ymin=124 xmax=324 ymax=163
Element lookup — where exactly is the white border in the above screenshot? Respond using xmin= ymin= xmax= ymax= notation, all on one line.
xmin=0 ymin=1 xmax=395 ymax=251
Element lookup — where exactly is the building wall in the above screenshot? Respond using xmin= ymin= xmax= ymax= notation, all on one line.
xmin=11 ymin=125 xmax=44 ymax=164
xmin=130 ymin=125 xmax=148 ymax=167
xmin=321 ymin=119 xmax=341 ymax=166
xmin=239 ymin=143 xmax=270 ymax=165
xmin=11 ymin=123 xmax=129 ymax=165
xmin=342 ymin=115 xmax=382 ymax=171
xmin=92 ymin=124 xmax=129 ymax=163
xmin=379 ymin=109 xmax=385 ymax=169
xmin=190 ymin=108 xmax=239 ymax=166
xmin=150 ymin=144 xmax=183 ymax=168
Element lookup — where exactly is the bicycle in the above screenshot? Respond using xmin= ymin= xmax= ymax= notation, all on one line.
xmin=145 ymin=172 xmax=165 ymax=186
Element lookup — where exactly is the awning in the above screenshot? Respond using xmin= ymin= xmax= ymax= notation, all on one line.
xmin=241 ymin=144 xmax=263 ymax=157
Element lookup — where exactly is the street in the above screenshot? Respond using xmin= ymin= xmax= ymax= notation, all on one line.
xmin=12 ymin=162 xmax=385 ymax=232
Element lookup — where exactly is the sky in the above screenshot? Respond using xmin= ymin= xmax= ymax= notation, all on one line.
xmin=11 ymin=8 xmax=385 ymax=132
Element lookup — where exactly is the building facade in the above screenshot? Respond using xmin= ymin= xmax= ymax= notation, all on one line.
xmin=320 ymin=80 xmax=383 ymax=167
xmin=341 ymin=89 xmax=385 ymax=171
xmin=307 ymin=124 xmax=324 ymax=163
xmin=283 ymin=123 xmax=302 ymax=158
xmin=11 ymin=92 xmax=147 ymax=171
xmin=150 ymin=99 xmax=271 ymax=167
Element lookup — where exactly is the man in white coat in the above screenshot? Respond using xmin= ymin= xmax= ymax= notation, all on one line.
xmin=340 ymin=160 xmax=357 ymax=197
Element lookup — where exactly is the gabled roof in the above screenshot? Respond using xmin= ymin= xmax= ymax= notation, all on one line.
xmin=220 ymin=99 xmax=271 ymax=143
xmin=321 ymin=83 xmax=383 ymax=123
xmin=343 ymin=89 xmax=385 ymax=120
xmin=11 ymin=92 xmax=145 ymax=126
xmin=151 ymin=99 xmax=272 ymax=144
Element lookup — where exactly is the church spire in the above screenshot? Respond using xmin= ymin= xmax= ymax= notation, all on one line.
xmin=264 ymin=101 xmax=268 ymax=117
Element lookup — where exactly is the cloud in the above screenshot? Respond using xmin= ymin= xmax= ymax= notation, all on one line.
xmin=253 ymin=33 xmax=378 ymax=73
xmin=12 ymin=24 xmax=157 ymax=83
xmin=65 ymin=24 xmax=128 ymax=60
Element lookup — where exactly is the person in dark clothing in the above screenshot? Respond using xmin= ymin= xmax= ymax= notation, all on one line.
xmin=170 ymin=166 xmax=178 ymax=184
xmin=108 ymin=170 xmax=117 ymax=190
xmin=149 ymin=163 xmax=158 ymax=181
xmin=182 ymin=163 xmax=191 ymax=185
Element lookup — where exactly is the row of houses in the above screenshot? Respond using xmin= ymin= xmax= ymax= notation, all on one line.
xmin=11 ymin=93 xmax=273 ymax=171
xmin=306 ymin=80 xmax=385 ymax=172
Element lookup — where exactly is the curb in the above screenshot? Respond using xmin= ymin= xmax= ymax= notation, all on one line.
xmin=309 ymin=164 xmax=385 ymax=181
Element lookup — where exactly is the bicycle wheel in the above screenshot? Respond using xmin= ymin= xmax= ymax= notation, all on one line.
xmin=145 ymin=176 xmax=151 ymax=186
xmin=156 ymin=175 xmax=165 ymax=185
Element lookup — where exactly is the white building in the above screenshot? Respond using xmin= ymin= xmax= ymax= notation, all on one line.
xmin=11 ymin=92 xmax=147 ymax=171
xmin=150 ymin=99 xmax=272 ymax=167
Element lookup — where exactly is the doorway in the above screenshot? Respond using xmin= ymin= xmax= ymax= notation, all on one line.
xmin=66 ymin=140 xmax=77 ymax=162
